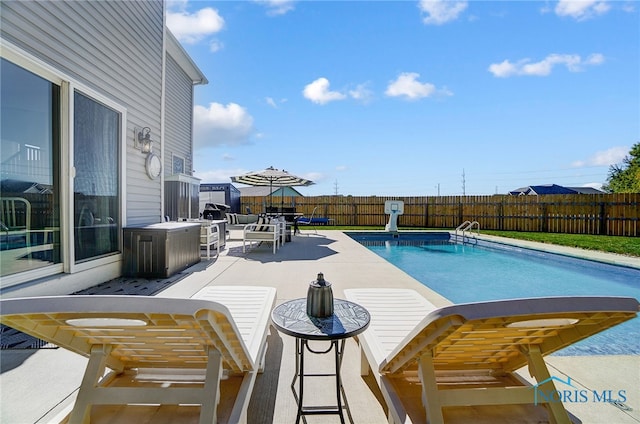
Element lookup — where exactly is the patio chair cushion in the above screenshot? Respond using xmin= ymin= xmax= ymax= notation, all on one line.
xmin=226 ymin=213 xmax=238 ymax=225
xmin=257 ymin=215 xmax=273 ymax=231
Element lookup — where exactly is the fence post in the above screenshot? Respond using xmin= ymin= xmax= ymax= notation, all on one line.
xmin=424 ymin=198 xmax=429 ymax=228
xmin=350 ymin=196 xmax=357 ymax=226
xmin=599 ymin=202 xmax=606 ymax=235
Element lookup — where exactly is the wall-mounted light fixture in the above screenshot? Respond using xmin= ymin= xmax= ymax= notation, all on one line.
xmin=134 ymin=127 xmax=153 ymax=153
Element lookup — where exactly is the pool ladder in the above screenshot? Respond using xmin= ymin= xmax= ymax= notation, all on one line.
xmin=455 ymin=221 xmax=480 ymax=245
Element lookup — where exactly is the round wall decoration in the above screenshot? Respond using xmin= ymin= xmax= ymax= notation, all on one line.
xmin=145 ymin=153 xmax=162 ymax=179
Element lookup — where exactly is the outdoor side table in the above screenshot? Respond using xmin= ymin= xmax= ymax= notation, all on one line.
xmin=271 ymin=298 xmax=370 ymax=424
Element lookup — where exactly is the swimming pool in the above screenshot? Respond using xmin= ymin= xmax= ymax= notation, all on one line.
xmin=346 ymin=232 xmax=640 ymax=356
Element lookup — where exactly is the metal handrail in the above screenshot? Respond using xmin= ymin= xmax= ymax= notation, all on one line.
xmin=455 ymin=220 xmax=480 ymax=244
xmin=455 ymin=221 xmax=471 ymax=233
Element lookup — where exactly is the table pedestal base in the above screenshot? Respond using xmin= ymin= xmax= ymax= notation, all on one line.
xmin=292 ymin=338 xmax=352 ymax=424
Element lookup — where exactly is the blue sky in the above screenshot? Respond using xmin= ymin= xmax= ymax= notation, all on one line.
xmin=166 ymin=0 xmax=639 ymax=196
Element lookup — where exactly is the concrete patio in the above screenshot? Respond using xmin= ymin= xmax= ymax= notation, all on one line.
xmin=1 ymin=230 xmax=639 ymax=423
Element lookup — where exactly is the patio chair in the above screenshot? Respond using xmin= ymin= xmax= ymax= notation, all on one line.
xmin=344 ymin=288 xmax=639 ymax=424
xmin=295 ymin=206 xmax=319 ymax=234
xmin=1 ymin=196 xmax=32 ymax=252
xmin=243 ymin=215 xmax=281 ymax=253
xmin=0 ymin=286 xmax=277 ymax=424
xmin=184 ymin=218 xmax=221 ymax=259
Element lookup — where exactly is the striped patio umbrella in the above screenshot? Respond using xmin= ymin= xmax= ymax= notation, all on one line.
xmin=231 ymin=166 xmax=314 ymax=208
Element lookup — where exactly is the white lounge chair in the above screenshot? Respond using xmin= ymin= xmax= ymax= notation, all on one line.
xmin=0 ymin=286 xmax=276 ymax=424
xmin=191 ymin=285 xmax=276 ymax=374
xmin=344 ymin=288 xmax=639 ymax=424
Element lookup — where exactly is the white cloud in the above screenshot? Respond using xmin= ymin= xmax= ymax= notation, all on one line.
xmin=265 ymin=97 xmax=287 ymax=108
xmin=194 ymin=168 xmax=247 ymax=184
xmin=222 ymin=153 xmax=235 ymax=161
xmin=488 ymin=53 xmax=605 ymax=77
xmin=209 ymin=40 xmax=224 ymax=53
xmin=585 ymin=53 xmax=605 ymax=65
xmin=253 ymin=0 xmax=296 ymax=16
xmin=167 ymin=7 xmax=225 ymax=44
xmin=571 ymin=146 xmax=629 ymax=167
xmin=265 ymin=97 xmax=278 ymax=108
xmin=304 ymin=172 xmax=325 ymax=183
xmin=193 ymin=102 xmax=254 ymax=148
xmin=303 ymin=78 xmax=347 ymax=105
xmin=488 ymin=60 xmax=518 ymax=77
xmin=419 ymin=0 xmax=468 ymax=25
xmin=336 ymin=165 xmax=348 ymax=171
xmin=555 ymin=0 xmax=611 ymax=20
xmin=349 ymin=83 xmax=374 ymax=104
xmin=385 ymin=72 xmax=451 ymax=100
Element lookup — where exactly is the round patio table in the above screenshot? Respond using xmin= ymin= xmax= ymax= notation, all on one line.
xmin=271 ymin=298 xmax=370 ymax=424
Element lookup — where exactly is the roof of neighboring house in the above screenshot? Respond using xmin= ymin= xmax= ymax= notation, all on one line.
xmin=566 ymin=186 xmax=606 ymax=194
xmin=509 ymin=184 xmax=606 ymax=195
xmin=0 ymin=179 xmax=53 ymax=194
xmin=238 ymin=186 xmax=303 ymax=197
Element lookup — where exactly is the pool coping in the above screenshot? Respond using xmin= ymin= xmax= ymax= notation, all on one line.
xmin=345 ymin=229 xmax=640 ymax=270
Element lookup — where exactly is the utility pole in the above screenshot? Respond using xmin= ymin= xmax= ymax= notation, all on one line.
xmin=462 ymin=169 xmax=466 ymax=196
xmin=435 ymin=183 xmax=440 ymax=196
xmin=333 ymin=180 xmax=339 ymax=196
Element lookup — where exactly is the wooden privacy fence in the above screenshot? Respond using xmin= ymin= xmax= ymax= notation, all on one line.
xmin=241 ymin=193 xmax=639 ymax=237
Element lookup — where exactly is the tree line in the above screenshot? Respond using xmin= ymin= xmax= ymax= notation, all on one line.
xmin=604 ymin=142 xmax=640 ymax=193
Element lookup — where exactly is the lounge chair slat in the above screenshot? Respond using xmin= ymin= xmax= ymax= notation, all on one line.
xmin=345 ymin=288 xmax=639 ymax=424
xmin=0 ymin=286 xmax=277 ymax=423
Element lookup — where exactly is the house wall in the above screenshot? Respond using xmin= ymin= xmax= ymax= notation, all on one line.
xmin=0 ymin=0 xmax=204 ymax=295
xmin=165 ymin=53 xmax=195 ymax=176
xmin=163 ymin=34 xmax=204 ymax=221
xmin=1 ymin=0 xmax=165 ymax=226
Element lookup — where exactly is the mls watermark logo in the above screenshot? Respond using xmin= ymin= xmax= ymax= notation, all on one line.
xmin=531 ymin=375 xmax=630 ymax=410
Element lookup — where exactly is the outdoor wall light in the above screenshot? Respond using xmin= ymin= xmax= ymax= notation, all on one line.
xmin=135 ymin=127 xmax=153 ymax=153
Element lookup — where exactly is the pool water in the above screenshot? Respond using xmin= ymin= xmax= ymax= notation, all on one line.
xmin=347 ymin=232 xmax=640 ymax=356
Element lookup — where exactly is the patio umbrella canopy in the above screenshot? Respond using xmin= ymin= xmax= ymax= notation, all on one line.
xmin=231 ymin=166 xmax=314 ymax=208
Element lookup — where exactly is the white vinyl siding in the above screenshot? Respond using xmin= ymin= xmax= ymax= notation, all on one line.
xmin=1 ymin=0 xmax=164 ymax=225
xmin=165 ymin=54 xmax=195 ymax=176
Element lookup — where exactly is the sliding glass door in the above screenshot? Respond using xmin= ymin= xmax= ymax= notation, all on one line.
xmin=73 ymin=92 xmax=120 ymax=262
xmin=0 ymin=58 xmax=61 ymax=276
xmin=1 ymin=56 xmax=123 ymax=281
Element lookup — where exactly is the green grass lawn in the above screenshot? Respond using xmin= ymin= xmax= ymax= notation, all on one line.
xmin=480 ymin=231 xmax=640 ymax=257
xmin=309 ymin=226 xmax=640 ymax=257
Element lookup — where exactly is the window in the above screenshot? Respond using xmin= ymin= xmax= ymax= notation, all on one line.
xmin=73 ymin=92 xmax=120 ymax=262
xmin=0 ymin=58 xmax=61 ymax=277
xmin=172 ymin=154 xmax=185 ymax=174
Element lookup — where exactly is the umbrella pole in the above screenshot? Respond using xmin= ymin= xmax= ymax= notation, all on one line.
xmin=269 ymin=180 xmax=273 ymax=210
